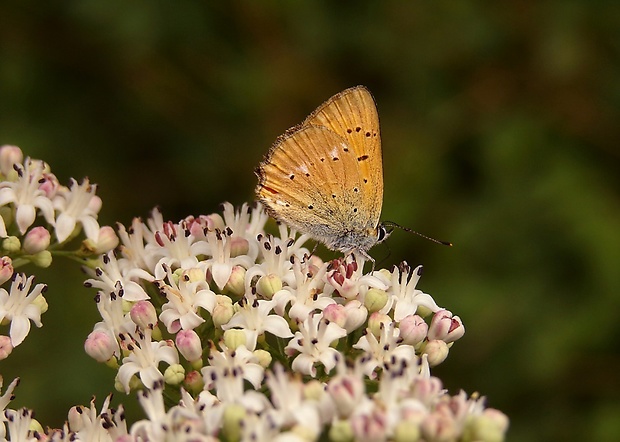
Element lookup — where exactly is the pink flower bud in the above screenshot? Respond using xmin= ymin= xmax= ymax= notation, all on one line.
xmin=84 ymin=330 xmax=116 ymax=362
xmin=229 ymin=236 xmax=249 ymax=257
xmin=0 ymin=145 xmax=23 ymax=176
xmin=0 ymin=257 xmax=14 ymax=285
xmin=0 ymin=335 xmax=13 ymax=360
xmin=423 ymin=339 xmax=449 ymax=367
xmin=326 ymin=375 xmax=365 ymax=418
xmin=23 ymin=227 xmax=51 ymax=254
xmin=399 ymin=314 xmax=428 ymax=345
xmin=421 ymin=412 xmax=458 ymax=441
xmin=323 ymin=304 xmax=347 ymax=328
xmin=351 ymin=409 xmax=388 ymax=441
xmin=428 ymin=310 xmax=465 ymax=343
xmin=130 ymin=301 xmax=158 ymax=330
xmin=176 ymin=329 xmax=203 ymax=363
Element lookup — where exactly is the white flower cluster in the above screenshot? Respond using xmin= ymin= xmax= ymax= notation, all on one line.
xmin=0 ymin=145 xmax=509 ymax=441
xmin=0 ymin=145 xmax=118 ymax=354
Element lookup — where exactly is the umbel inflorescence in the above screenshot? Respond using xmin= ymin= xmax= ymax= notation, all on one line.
xmin=0 ymin=145 xmax=508 ymax=441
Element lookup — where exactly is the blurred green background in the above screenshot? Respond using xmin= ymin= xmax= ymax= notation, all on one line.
xmin=1 ymin=1 xmax=619 ymax=440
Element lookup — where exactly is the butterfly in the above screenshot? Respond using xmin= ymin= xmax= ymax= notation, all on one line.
xmin=255 ymin=86 xmax=450 ymax=262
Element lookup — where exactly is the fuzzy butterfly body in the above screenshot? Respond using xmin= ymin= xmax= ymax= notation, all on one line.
xmin=255 ymin=86 xmax=389 ymax=259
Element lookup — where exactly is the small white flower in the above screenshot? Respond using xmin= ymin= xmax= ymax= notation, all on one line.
xmin=383 ymin=263 xmax=441 ymax=321
xmin=222 ymin=297 xmax=293 ymax=350
xmin=117 ymin=328 xmax=179 ymax=393
xmin=0 ymin=274 xmax=47 ymax=347
xmin=285 ymin=312 xmax=347 ymax=377
xmin=0 ymin=158 xmax=55 ymax=235
xmin=53 ymin=178 xmax=101 ymax=243
xmin=202 ymin=342 xmax=264 ymax=403
xmin=353 ymin=321 xmax=416 ymax=379
xmin=84 ymin=251 xmax=152 ymax=302
xmin=158 ymin=265 xmax=216 ymax=333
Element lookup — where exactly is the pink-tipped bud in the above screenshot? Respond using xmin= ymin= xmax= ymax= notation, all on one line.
xmin=184 ymin=370 xmax=205 ymax=393
xmin=176 ymin=329 xmax=203 ymax=363
xmin=0 ymin=145 xmax=23 ymax=177
xmin=327 ymin=375 xmax=365 ymax=418
xmin=428 ymin=310 xmax=465 ymax=343
xmin=23 ymin=227 xmax=51 ymax=254
xmin=0 ymin=257 xmax=14 ymax=285
xmin=229 ymin=236 xmax=249 ymax=258
xmin=399 ymin=314 xmax=428 ymax=345
xmin=421 ymin=412 xmax=458 ymax=442
xmin=351 ymin=409 xmax=388 ymax=442
xmin=130 ymin=300 xmax=158 ymax=330
xmin=323 ymin=304 xmax=347 ymax=329
xmin=0 ymin=335 xmax=13 ymax=360
xmin=84 ymin=330 xmax=117 ymax=362
xmin=82 ymin=226 xmax=119 ymax=254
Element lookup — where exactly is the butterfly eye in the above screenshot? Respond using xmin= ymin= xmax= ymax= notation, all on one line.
xmin=376 ymin=224 xmax=392 ymax=243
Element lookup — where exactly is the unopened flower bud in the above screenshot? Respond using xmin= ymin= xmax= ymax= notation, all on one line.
xmin=256 ymin=274 xmax=282 ymax=299
xmin=82 ymin=226 xmax=119 ymax=254
xmin=0 ymin=257 xmax=14 ymax=285
xmin=399 ymin=314 xmax=428 ymax=345
xmin=2 ymin=237 xmax=21 ymax=253
xmin=223 ymin=265 xmax=246 ymax=297
xmin=462 ymin=408 xmax=509 ymax=442
xmin=394 ymin=420 xmax=421 ymax=442
xmin=421 ymin=412 xmax=458 ymax=442
xmin=323 ymin=304 xmax=347 ymax=328
xmin=185 ymin=267 xmax=206 ymax=283
xmin=223 ymin=329 xmax=247 ymax=350
xmin=229 ymin=236 xmax=249 ymax=257
xmin=0 ymin=145 xmax=23 ymax=177
xmin=351 ymin=410 xmax=388 ymax=442
xmin=343 ymin=300 xmax=368 ymax=332
xmin=222 ymin=403 xmax=246 ymax=442
xmin=428 ymin=310 xmax=465 ymax=343
xmin=0 ymin=335 xmax=13 ymax=360
xmin=367 ymin=312 xmax=391 ymax=338
xmin=327 ymin=375 xmax=365 ymax=418
xmin=184 ymin=370 xmax=204 ymax=393
xmin=328 ymin=419 xmax=354 ymax=442
xmin=303 ymin=380 xmax=325 ymax=401
xmin=84 ymin=330 xmax=116 ymax=362
xmin=88 ymin=195 xmax=103 ymax=214
xmin=23 ymin=227 xmax=50 ymax=254
xmin=30 ymin=250 xmax=52 ymax=268
xmin=164 ymin=364 xmax=185 ymax=386
xmin=176 ymin=329 xmax=203 ymax=364
xmin=253 ymin=349 xmax=272 ymax=368
xmin=212 ymin=295 xmax=234 ymax=327
xmin=423 ymin=339 xmax=449 ymax=367
xmin=364 ymin=287 xmax=388 ymax=313
xmin=130 ymin=301 xmax=158 ymax=330
xmin=205 ymin=213 xmax=225 ymax=231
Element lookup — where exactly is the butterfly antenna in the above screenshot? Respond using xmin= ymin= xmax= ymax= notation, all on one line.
xmin=383 ymin=221 xmax=453 ymax=247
